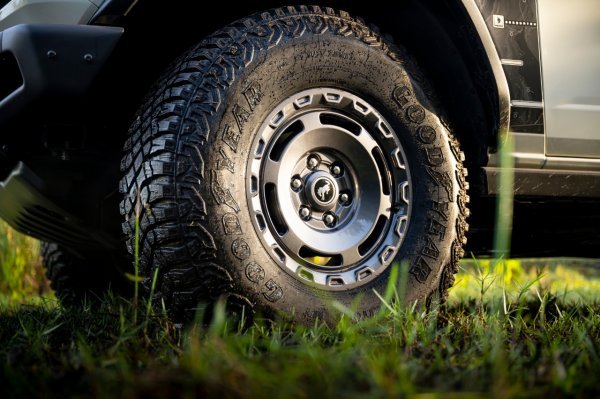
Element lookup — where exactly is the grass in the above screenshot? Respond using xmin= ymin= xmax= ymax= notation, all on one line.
xmin=0 ymin=223 xmax=599 ymax=398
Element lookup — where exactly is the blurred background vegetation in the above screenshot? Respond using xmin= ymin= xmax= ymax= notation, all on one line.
xmin=1 ymin=220 xmax=598 ymax=307
xmin=0 ymin=221 xmax=51 ymax=305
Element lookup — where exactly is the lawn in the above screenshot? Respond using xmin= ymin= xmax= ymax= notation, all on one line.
xmin=0 ymin=222 xmax=598 ymax=398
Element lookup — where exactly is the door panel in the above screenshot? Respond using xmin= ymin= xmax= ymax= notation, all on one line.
xmin=539 ymin=0 xmax=600 ymax=158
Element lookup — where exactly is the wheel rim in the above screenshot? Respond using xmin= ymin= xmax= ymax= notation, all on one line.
xmin=247 ymin=88 xmax=412 ymax=289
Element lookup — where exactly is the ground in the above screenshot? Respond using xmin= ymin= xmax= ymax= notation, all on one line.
xmin=0 ymin=221 xmax=598 ymax=398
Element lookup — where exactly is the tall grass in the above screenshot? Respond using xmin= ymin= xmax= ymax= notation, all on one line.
xmin=0 ymin=129 xmax=599 ymax=397
xmin=493 ymin=127 xmax=515 ymax=260
xmin=0 ymin=255 xmax=597 ymax=398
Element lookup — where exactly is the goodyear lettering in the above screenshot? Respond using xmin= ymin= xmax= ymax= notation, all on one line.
xmin=406 ymin=104 xmax=426 ymax=124
xmin=211 ymin=170 xmax=240 ymax=213
xmin=427 ymin=218 xmax=446 ymax=241
xmin=391 ymin=81 xmax=456 ymax=287
xmin=232 ymin=238 xmax=251 ymax=260
xmin=263 ymin=279 xmax=283 ymax=302
xmin=425 ymin=167 xmax=453 ymax=202
xmin=245 ymin=262 xmax=265 ymax=283
xmin=392 ymin=85 xmax=412 ymax=108
xmin=425 ymin=146 xmax=445 ymax=166
xmin=243 ymin=82 xmax=263 ymax=111
xmin=410 ymin=256 xmax=432 ymax=283
xmin=421 ymin=236 xmax=440 ymax=260
xmin=222 ymin=213 xmax=242 ymax=235
xmin=418 ymin=125 xmax=437 ymax=144
xmin=233 ymin=103 xmax=251 ymax=132
xmin=217 ymin=147 xmax=234 ymax=173
xmin=430 ymin=200 xmax=449 ymax=221
xmin=221 ymin=124 xmax=241 ymax=152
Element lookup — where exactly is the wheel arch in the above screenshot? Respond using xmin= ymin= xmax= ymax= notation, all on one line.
xmin=92 ymin=0 xmax=508 ymax=190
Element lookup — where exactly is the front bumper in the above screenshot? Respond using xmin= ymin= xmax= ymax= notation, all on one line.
xmin=0 ymin=23 xmax=122 ymax=125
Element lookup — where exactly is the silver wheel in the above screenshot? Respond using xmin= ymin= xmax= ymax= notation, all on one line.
xmin=248 ymin=88 xmax=412 ymax=289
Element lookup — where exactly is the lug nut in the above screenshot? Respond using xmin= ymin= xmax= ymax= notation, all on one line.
xmin=339 ymin=192 xmax=350 ymax=205
xmin=291 ymin=177 xmax=303 ymax=190
xmin=331 ymin=164 xmax=343 ymax=176
xmin=307 ymin=155 xmax=320 ymax=170
xmin=299 ymin=206 xmax=311 ymax=220
xmin=323 ymin=212 xmax=337 ymax=227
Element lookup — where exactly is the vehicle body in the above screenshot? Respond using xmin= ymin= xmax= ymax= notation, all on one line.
xmin=0 ymin=0 xmax=598 ymax=321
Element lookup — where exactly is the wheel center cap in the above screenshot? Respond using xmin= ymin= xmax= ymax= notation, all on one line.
xmin=306 ymin=172 xmax=338 ymax=209
xmin=314 ymin=177 xmax=335 ymax=203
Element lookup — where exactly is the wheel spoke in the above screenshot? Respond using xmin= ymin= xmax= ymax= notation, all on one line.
xmin=262 ymin=158 xmax=280 ymax=185
xmin=340 ymin=246 xmax=363 ymax=265
xmin=297 ymin=111 xmax=323 ymax=133
xmin=279 ymin=230 xmax=303 ymax=257
xmin=355 ymin=127 xmax=379 ymax=152
xmin=379 ymin=193 xmax=392 ymax=215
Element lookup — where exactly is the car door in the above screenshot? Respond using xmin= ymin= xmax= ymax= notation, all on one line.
xmin=538 ymin=0 xmax=600 ymax=158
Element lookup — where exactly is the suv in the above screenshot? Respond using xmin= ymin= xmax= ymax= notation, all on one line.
xmin=0 ymin=0 xmax=598 ymax=322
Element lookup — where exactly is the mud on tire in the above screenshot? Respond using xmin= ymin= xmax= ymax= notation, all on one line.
xmin=119 ymin=6 xmax=469 ymax=323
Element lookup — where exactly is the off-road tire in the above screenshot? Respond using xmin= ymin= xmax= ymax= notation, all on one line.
xmin=41 ymin=243 xmax=131 ymax=305
xmin=120 ymin=6 xmax=469 ymax=323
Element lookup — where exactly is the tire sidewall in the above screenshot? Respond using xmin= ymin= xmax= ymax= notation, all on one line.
xmin=202 ymin=30 xmax=461 ymax=322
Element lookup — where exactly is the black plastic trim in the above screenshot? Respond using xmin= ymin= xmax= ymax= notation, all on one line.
xmin=0 ymin=48 xmax=23 ymax=100
xmin=0 ymin=24 xmax=123 ymax=125
xmin=0 ymin=162 xmax=118 ymax=249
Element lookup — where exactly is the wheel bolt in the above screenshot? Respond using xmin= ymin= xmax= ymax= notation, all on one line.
xmin=291 ymin=176 xmax=303 ymax=190
xmin=339 ymin=192 xmax=350 ymax=205
xmin=331 ymin=164 xmax=343 ymax=177
xmin=323 ymin=212 xmax=337 ymax=227
xmin=299 ymin=206 xmax=311 ymax=220
xmin=307 ymin=155 xmax=320 ymax=170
